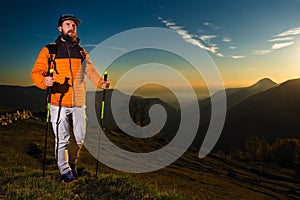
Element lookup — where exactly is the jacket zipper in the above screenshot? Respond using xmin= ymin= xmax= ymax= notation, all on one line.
xmin=67 ymin=44 xmax=75 ymax=106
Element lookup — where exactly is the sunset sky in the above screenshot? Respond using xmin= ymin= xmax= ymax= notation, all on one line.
xmin=1 ymin=0 xmax=300 ymax=89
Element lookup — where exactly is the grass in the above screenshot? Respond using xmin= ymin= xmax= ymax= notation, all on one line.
xmin=2 ymin=169 xmax=183 ymax=199
xmin=0 ymin=116 xmax=186 ymax=200
xmin=0 ymin=153 xmax=184 ymax=200
xmin=1 ymin=114 xmax=300 ymax=199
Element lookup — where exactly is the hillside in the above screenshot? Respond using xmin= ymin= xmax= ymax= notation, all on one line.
xmin=214 ymin=78 xmax=300 ymax=152
xmin=198 ymin=78 xmax=277 ymax=115
xmin=0 ymin=77 xmax=278 ymax=112
xmin=225 ymin=78 xmax=278 ymax=108
xmin=87 ymin=89 xmax=180 ymax=141
xmin=0 ymin=78 xmax=299 ymax=154
xmin=0 ymin=85 xmax=45 ymax=112
xmin=193 ymin=78 xmax=278 ymax=151
xmin=1 ymin=79 xmax=300 ymax=199
xmin=0 ymin=113 xmax=300 ymax=199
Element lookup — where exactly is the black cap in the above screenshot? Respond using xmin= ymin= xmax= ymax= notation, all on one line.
xmin=58 ymin=14 xmax=82 ymax=26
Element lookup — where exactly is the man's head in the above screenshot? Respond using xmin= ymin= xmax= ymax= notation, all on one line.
xmin=58 ymin=14 xmax=82 ymax=27
xmin=57 ymin=14 xmax=82 ymax=42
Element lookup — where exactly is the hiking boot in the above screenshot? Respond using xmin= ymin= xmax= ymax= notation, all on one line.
xmin=70 ymin=163 xmax=78 ymax=177
xmin=62 ymin=170 xmax=78 ymax=184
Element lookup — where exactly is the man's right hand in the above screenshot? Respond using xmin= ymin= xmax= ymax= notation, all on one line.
xmin=45 ymin=76 xmax=55 ymax=87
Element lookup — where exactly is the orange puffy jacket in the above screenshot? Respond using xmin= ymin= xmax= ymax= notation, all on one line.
xmin=31 ymin=37 xmax=103 ymax=107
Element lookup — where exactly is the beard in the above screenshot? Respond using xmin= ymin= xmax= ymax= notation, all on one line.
xmin=61 ymin=30 xmax=77 ymax=43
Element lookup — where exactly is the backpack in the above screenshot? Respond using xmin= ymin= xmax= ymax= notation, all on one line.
xmin=45 ymin=43 xmax=86 ymax=75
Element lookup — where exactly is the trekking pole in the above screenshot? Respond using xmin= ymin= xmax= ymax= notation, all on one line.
xmin=42 ymin=68 xmax=54 ymax=178
xmin=95 ymin=71 xmax=108 ymax=177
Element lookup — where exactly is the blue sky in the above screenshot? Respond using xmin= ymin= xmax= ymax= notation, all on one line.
xmin=1 ymin=0 xmax=300 ymax=87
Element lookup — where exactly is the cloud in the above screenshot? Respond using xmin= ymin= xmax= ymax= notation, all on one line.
xmin=159 ymin=17 xmax=224 ymax=57
xmin=252 ymin=42 xmax=293 ymax=56
xmin=165 ymin=21 xmax=176 ymax=27
xmin=208 ymin=44 xmax=219 ymax=53
xmin=199 ymin=35 xmax=217 ymax=42
xmin=215 ymin=52 xmax=225 ymax=57
xmin=272 ymin=42 xmax=294 ymax=50
xmin=203 ymin=22 xmax=213 ymax=26
xmin=251 ymin=27 xmax=299 ymax=56
xmin=203 ymin=22 xmax=222 ymax=30
xmin=252 ymin=50 xmax=273 ymax=55
xmin=268 ymin=37 xmax=294 ymax=42
xmin=275 ymin=27 xmax=300 ymax=37
xmin=222 ymin=37 xmax=232 ymax=43
xmin=230 ymin=55 xmax=245 ymax=59
xmin=164 ymin=23 xmax=208 ymax=50
xmin=81 ymin=44 xmax=97 ymax=47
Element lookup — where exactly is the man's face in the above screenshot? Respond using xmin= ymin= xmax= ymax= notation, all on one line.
xmin=58 ymin=20 xmax=78 ymax=42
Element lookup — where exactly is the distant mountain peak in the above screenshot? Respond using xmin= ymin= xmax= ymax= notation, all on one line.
xmin=257 ymin=77 xmax=276 ymax=84
xmin=249 ymin=78 xmax=277 ymax=91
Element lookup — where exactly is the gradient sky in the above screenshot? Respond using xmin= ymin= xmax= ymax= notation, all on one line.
xmin=1 ymin=0 xmax=300 ymax=88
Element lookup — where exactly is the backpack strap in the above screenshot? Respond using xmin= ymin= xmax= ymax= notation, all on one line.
xmin=45 ymin=43 xmax=58 ymax=75
xmin=77 ymin=46 xmax=87 ymax=63
xmin=46 ymin=43 xmax=58 ymax=55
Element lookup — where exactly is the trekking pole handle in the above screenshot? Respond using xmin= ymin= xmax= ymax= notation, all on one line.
xmin=103 ymin=71 xmax=108 ymax=82
xmin=46 ymin=68 xmax=54 ymax=123
xmin=49 ymin=68 xmax=54 ymax=78
xmin=100 ymin=71 xmax=108 ymax=120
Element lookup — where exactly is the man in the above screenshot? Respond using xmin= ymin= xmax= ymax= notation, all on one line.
xmin=31 ymin=14 xmax=109 ymax=183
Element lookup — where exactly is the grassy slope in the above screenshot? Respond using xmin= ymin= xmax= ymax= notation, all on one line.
xmin=0 ymin=117 xmax=184 ymax=200
xmin=0 ymin=115 xmax=300 ymax=199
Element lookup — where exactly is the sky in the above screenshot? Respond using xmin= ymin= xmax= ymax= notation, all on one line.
xmin=1 ymin=0 xmax=300 ymax=89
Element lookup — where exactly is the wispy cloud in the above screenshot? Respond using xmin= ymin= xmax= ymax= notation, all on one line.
xmin=203 ymin=22 xmax=213 ymax=26
xmin=268 ymin=37 xmax=294 ymax=42
xmin=81 ymin=44 xmax=97 ymax=48
xmin=252 ymin=27 xmax=300 ymax=55
xmin=252 ymin=49 xmax=273 ymax=55
xmin=208 ymin=44 xmax=219 ymax=53
xmin=159 ymin=17 xmax=224 ymax=57
xmin=222 ymin=37 xmax=232 ymax=43
xmin=199 ymin=35 xmax=217 ymax=42
xmin=272 ymin=42 xmax=294 ymax=50
xmin=158 ymin=17 xmax=245 ymax=58
xmin=159 ymin=18 xmax=207 ymax=49
xmin=268 ymin=27 xmax=300 ymax=50
xmin=215 ymin=52 xmax=225 ymax=57
xmin=275 ymin=27 xmax=300 ymax=37
xmin=230 ymin=55 xmax=245 ymax=59
xmin=203 ymin=22 xmax=222 ymax=30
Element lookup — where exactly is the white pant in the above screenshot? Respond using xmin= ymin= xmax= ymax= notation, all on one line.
xmin=50 ymin=105 xmax=86 ymax=175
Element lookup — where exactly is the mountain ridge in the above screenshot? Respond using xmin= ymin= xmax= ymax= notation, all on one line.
xmin=1 ymin=77 xmax=299 ymax=154
xmin=0 ymin=77 xmax=278 ymax=112
xmin=213 ymin=77 xmax=300 ymax=152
